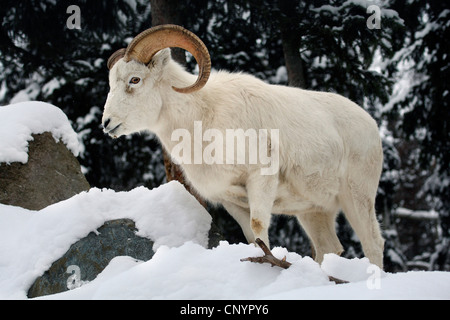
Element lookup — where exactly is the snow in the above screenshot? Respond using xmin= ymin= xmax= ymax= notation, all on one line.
xmin=270 ymin=66 xmax=288 ymax=84
xmin=0 ymin=181 xmax=212 ymax=299
xmin=312 ymin=0 xmax=403 ymax=25
xmin=0 ymin=101 xmax=449 ymax=300
xmin=0 ymin=181 xmax=449 ymax=300
xmin=0 ymin=101 xmax=80 ymax=164
xmin=395 ymin=207 xmax=440 ymax=220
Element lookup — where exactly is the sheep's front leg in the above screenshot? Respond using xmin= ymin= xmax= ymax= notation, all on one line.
xmin=222 ymin=201 xmax=255 ymax=244
xmin=246 ymin=172 xmax=278 ymax=247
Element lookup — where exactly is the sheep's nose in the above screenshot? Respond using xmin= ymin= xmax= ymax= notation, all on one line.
xmin=103 ymin=118 xmax=111 ymax=129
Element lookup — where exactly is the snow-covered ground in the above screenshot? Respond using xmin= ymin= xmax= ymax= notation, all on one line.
xmin=1 ymin=101 xmax=449 ymax=300
xmin=1 ymin=182 xmax=449 ymax=300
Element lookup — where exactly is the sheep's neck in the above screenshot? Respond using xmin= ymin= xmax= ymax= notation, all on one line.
xmin=154 ymin=66 xmax=211 ymax=154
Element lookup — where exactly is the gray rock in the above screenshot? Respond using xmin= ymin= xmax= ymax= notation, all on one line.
xmin=27 ymin=218 xmax=155 ymax=298
xmin=27 ymin=217 xmax=222 ymax=298
xmin=0 ymin=132 xmax=90 ymax=210
xmin=27 ymin=218 xmax=222 ymax=298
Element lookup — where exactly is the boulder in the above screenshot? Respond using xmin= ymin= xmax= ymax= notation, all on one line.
xmin=27 ymin=218 xmax=223 ymax=298
xmin=27 ymin=219 xmax=155 ymax=298
xmin=0 ymin=132 xmax=90 ymax=210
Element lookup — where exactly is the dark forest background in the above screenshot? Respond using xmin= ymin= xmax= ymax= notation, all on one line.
xmin=0 ymin=0 xmax=448 ymax=272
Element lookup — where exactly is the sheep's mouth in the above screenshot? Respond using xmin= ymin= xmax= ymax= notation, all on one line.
xmin=106 ymin=123 xmax=122 ymax=138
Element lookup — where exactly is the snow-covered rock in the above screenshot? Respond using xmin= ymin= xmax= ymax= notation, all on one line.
xmin=0 ymin=181 xmax=212 ymax=299
xmin=27 ymin=218 xmax=155 ymax=298
xmin=0 ymin=101 xmax=79 ymax=164
xmin=0 ymin=101 xmax=89 ymax=210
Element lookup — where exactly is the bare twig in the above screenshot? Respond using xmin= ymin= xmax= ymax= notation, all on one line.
xmin=240 ymin=238 xmax=349 ymax=285
xmin=241 ymin=238 xmax=292 ymax=269
xmin=328 ymin=275 xmax=349 ymax=284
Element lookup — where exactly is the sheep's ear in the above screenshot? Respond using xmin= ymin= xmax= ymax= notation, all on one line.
xmin=147 ymin=48 xmax=171 ymax=70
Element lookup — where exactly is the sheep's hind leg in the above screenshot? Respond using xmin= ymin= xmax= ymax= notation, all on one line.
xmin=296 ymin=210 xmax=343 ymax=264
xmin=339 ymin=180 xmax=384 ymax=269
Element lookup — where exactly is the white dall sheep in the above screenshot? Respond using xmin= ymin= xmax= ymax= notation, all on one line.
xmin=102 ymin=25 xmax=385 ymax=268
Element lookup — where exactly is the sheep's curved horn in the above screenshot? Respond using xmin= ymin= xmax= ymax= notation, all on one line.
xmin=107 ymin=48 xmax=126 ymax=70
xmin=124 ymin=24 xmax=211 ymax=94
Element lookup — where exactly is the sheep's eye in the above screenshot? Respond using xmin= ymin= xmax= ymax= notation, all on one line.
xmin=129 ymin=77 xmax=141 ymax=84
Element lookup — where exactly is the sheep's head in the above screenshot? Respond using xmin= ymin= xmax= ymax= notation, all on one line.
xmin=102 ymin=24 xmax=211 ymax=138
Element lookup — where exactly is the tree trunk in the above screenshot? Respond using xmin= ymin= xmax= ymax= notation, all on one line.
xmin=278 ymin=0 xmax=314 ymax=256
xmin=150 ymin=0 xmax=187 ymax=66
xmin=277 ymin=0 xmax=306 ymax=88
xmin=150 ymin=0 xmax=207 ymax=208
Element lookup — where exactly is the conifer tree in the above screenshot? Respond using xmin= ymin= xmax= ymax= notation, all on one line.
xmin=1 ymin=0 xmax=447 ymax=270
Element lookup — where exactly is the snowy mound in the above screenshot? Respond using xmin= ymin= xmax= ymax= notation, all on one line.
xmin=1 ymin=180 xmax=449 ymax=300
xmin=0 ymin=181 xmax=211 ymax=299
xmin=0 ymin=101 xmax=80 ymax=164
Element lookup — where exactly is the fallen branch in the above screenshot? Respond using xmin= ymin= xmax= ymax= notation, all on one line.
xmin=240 ymin=238 xmax=349 ymax=285
xmin=240 ymin=238 xmax=292 ymax=269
